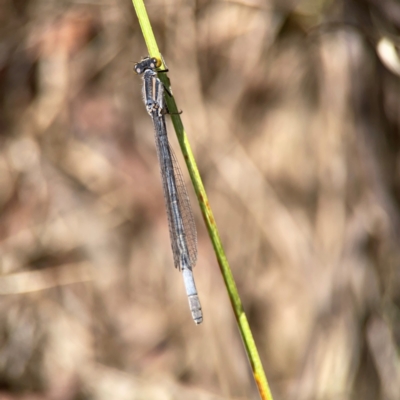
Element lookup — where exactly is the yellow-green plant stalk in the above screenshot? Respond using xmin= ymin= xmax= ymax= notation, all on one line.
xmin=131 ymin=1 xmax=274 ymax=399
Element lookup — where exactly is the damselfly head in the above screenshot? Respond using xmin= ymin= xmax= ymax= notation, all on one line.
xmin=134 ymin=57 xmax=160 ymax=74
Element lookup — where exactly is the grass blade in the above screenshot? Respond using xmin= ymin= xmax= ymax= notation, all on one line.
xmin=131 ymin=1 xmax=274 ymax=398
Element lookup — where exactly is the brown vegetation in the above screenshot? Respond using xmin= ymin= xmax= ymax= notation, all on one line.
xmin=0 ymin=0 xmax=399 ymax=399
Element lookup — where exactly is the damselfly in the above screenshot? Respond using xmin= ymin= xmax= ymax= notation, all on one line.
xmin=134 ymin=57 xmax=203 ymax=324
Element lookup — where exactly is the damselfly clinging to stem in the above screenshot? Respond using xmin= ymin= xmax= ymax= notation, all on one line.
xmin=134 ymin=56 xmax=203 ymax=324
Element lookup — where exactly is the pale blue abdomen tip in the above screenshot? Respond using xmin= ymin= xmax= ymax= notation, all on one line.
xmin=188 ymin=294 xmax=203 ymax=324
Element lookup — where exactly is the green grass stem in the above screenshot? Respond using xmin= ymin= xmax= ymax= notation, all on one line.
xmin=131 ymin=1 xmax=274 ymax=399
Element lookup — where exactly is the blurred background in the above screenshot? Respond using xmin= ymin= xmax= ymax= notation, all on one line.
xmin=0 ymin=0 xmax=400 ymax=399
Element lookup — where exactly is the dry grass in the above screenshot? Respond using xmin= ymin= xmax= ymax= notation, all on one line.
xmin=0 ymin=0 xmax=399 ymax=399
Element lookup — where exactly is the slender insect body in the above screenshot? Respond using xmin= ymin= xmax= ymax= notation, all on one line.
xmin=134 ymin=57 xmax=203 ymax=324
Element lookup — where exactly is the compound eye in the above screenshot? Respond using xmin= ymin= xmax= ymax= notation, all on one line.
xmin=135 ymin=66 xmax=141 ymax=74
